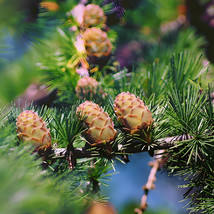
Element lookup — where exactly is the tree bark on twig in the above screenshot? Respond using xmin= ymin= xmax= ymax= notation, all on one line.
xmin=51 ymin=136 xmax=179 ymax=160
xmin=133 ymin=136 xmax=190 ymax=214
xmin=134 ymin=160 xmax=159 ymax=214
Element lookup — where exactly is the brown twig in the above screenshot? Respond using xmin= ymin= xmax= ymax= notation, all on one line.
xmin=134 ymin=160 xmax=159 ymax=214
xmin=133 ymin=136 xmax=184 ymax=214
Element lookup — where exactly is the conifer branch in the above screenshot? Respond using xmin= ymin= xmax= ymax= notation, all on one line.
xmin=51 ymin=136 xmax=181 ymax=160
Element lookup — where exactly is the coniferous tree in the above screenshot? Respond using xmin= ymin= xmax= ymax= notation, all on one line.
xmin=0 ymin=0 xmax=213 ymax=214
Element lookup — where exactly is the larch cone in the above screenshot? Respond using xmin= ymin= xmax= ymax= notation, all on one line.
xmin=77 ymin=101 xmax=117 ymax=146
xmin=83 ymin=4 xmax=106 ymax=29
xmin=76 ymin=76 xmax=99 ymax=98
xmin=83 ymin=27 xmax=112 ymax=59
xmin=114 ymin=92 xmax=153 ymax=134
xmin=16 ymin=110 xmax=52 ymax=149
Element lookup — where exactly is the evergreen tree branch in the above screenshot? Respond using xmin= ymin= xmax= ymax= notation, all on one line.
xmin=51 ymin=136 xmax=182 ymax=160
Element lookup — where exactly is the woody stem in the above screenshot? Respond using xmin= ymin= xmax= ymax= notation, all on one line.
xmin=134 ymin=160 xmax=159 ymax=214
xmin=51 ymin=136 xmax=180 ymax=160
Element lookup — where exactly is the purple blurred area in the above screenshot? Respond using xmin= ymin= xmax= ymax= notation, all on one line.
xmin=116 ymin=41 xmax=143 ymax=70
xmin=186 ymin=0 xmax=214 ymax=62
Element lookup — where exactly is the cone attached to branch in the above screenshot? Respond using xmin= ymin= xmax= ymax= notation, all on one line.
xmin=83 ymin=4 xmax=106 ymax=29
xmin=114 ymin=92 xmax=153 ymax=134
xmin=76 ymin=76 xmax=99 ymax=98
xmin=77 ymin=101 xmax=117 ymax=146
xmin=83 ymin=27 xmax=112 ymax=59
xmin=16 ymin=110 xmax=52 ymax=150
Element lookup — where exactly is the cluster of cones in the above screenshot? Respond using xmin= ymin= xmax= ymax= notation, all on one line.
xmin=68 ymin=3 xmax=113 ymax=73
xmin=16 ymin=92 xmax=153 ymax=213
xmin=16 ymin=92 xmax=153 ymax=149
xmin=15 ymin=3 xmax=153 ymax=213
